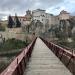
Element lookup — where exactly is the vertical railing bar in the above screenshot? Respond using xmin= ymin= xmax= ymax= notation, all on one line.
xmin=59 ymin=50 xmax=64 ymax=60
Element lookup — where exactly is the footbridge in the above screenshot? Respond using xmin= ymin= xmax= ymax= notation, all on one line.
xmin=0 ymin=37 xmax=74 ymax=75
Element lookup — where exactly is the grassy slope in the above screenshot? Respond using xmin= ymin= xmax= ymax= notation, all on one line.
xmin=0 ymin=38 xmax=29 ymax=73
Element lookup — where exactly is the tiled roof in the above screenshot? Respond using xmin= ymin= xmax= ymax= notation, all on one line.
xmin=11 ymin=16 xmax=26 ymax=18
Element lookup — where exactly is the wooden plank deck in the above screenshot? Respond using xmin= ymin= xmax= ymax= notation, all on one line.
xmin=24 ymin=38 xmax=72 ymax=75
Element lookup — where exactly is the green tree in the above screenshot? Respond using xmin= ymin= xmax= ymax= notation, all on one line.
xmin=27 ymin=25 xmax=30 ymax=33
xmin=8 ymin=15 xmax=14 ymax=28
xmin=15 ymin=14 xmax=21 ymax=27
xmin=0 ymin=25 xmax=5 ymax=31
xmin=67 ymin=19 xmax=75 ymax=37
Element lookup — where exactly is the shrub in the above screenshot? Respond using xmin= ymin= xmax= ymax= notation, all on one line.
xmin=0 ymin=38 xmax=29 ymax=51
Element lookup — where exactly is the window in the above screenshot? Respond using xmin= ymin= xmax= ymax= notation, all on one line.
xmin=42 ymin=15 xmax=45 ymax=17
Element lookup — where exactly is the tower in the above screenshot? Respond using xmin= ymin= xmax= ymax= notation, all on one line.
xmin=26 ymin=10 xmax=31 ymax=15
xmin=25 ymin=10 xmax=32 ymax=21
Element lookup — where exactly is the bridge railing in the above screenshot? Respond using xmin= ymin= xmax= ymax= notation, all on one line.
xmin=0 ymin=37 xmax=37 ymax=75
xmin=56 ymin=43 xmax=75 ymax=53
xmin=40 ymin=37 xmax=75 ymax=74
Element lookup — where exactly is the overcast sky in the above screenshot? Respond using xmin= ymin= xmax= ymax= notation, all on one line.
xmin=0 ymin=0 xmax=75 ymax=20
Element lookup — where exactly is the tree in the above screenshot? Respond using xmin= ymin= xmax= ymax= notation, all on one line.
xmin=35 ymin=20 xmax=43 ymax=35
xmin=0 ymin=24 xmax=5 ymax=31
xmin=26 ymin=25 xmax=30 ymax=33
xmin=8 ymin=15 xmax=14 ymax=28
xmin=30 ymin=20 xmax=35 ymax=31
xmin=35 ymin=20 xmax=43 ymax=28
xmin=15 ymin=14 xmax=21 ymax=27
xmin=59 ymin=20 xmax=68 ymax=40
xmin=67 ymin=19 xmax=75 ymax=37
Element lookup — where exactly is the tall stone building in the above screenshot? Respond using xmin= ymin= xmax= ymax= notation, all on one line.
xmin=59 ymin=10 xmax=70 ymax=20
xmin=32 ymin=9 xmax=46 ymax=24
xmin=58 ymin=10 xmax=72 ymax=38
xmin=32 ymin=9 xmax=54 ymax=29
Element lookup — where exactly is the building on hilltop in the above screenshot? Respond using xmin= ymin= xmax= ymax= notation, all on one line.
xmin=11 ymin=10 xmax=32 ymax=28
xmin=32 ymin=9 xmax=46 ymax=24
xmin=59 ymin=10 xmax=70 ymax=20
xmin=32 ymin=9 xmax=55 ymax=31
xmin=8 ymin=9 xmax=71 ymax=29
xmin=7 ymin=9 xmax=74 ymax=36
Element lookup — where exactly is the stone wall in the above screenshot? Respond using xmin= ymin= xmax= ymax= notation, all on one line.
xmin=0 ymin=28 xmax=36 ymax=42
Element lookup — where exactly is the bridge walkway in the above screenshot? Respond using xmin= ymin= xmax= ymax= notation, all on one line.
xmin=24 ymin=38 xmax=72 ymax=75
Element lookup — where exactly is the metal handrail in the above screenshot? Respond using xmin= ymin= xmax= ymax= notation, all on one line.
xmin=0 ymin=37 xmax=37 ymax=75
xmin=40 ymin=37 xmax=75 ymax=74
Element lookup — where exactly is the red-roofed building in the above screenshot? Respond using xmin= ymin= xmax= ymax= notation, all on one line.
xmin=11 ymin=10 xmax=32 ymax=27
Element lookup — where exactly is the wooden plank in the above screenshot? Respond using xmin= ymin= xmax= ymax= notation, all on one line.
xmin=24 ymin=38 xmax=72 ymax=75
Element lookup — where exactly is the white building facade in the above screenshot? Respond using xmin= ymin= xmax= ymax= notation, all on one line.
xmin=32 ymin=9 xmax=54 ymax=29
xmin=32 ymin=9 xmax=46 ymax=24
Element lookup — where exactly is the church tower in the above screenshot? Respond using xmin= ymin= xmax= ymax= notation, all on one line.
xmin=26 ymin=10 xmax=31 ymax=15
xmin=25 ymin=10 xmax=32 ymax=21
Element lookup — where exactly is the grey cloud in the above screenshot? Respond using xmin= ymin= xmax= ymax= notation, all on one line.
xmin=0 ymin=13 xmax=7 ymax=20
xmin=0 ymin=0 xmax=64 ymax=20
xmin=71 ymin=12 xmax=75 ymax=16
xmin=0 ymin=0 xmax=64 ymax=11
